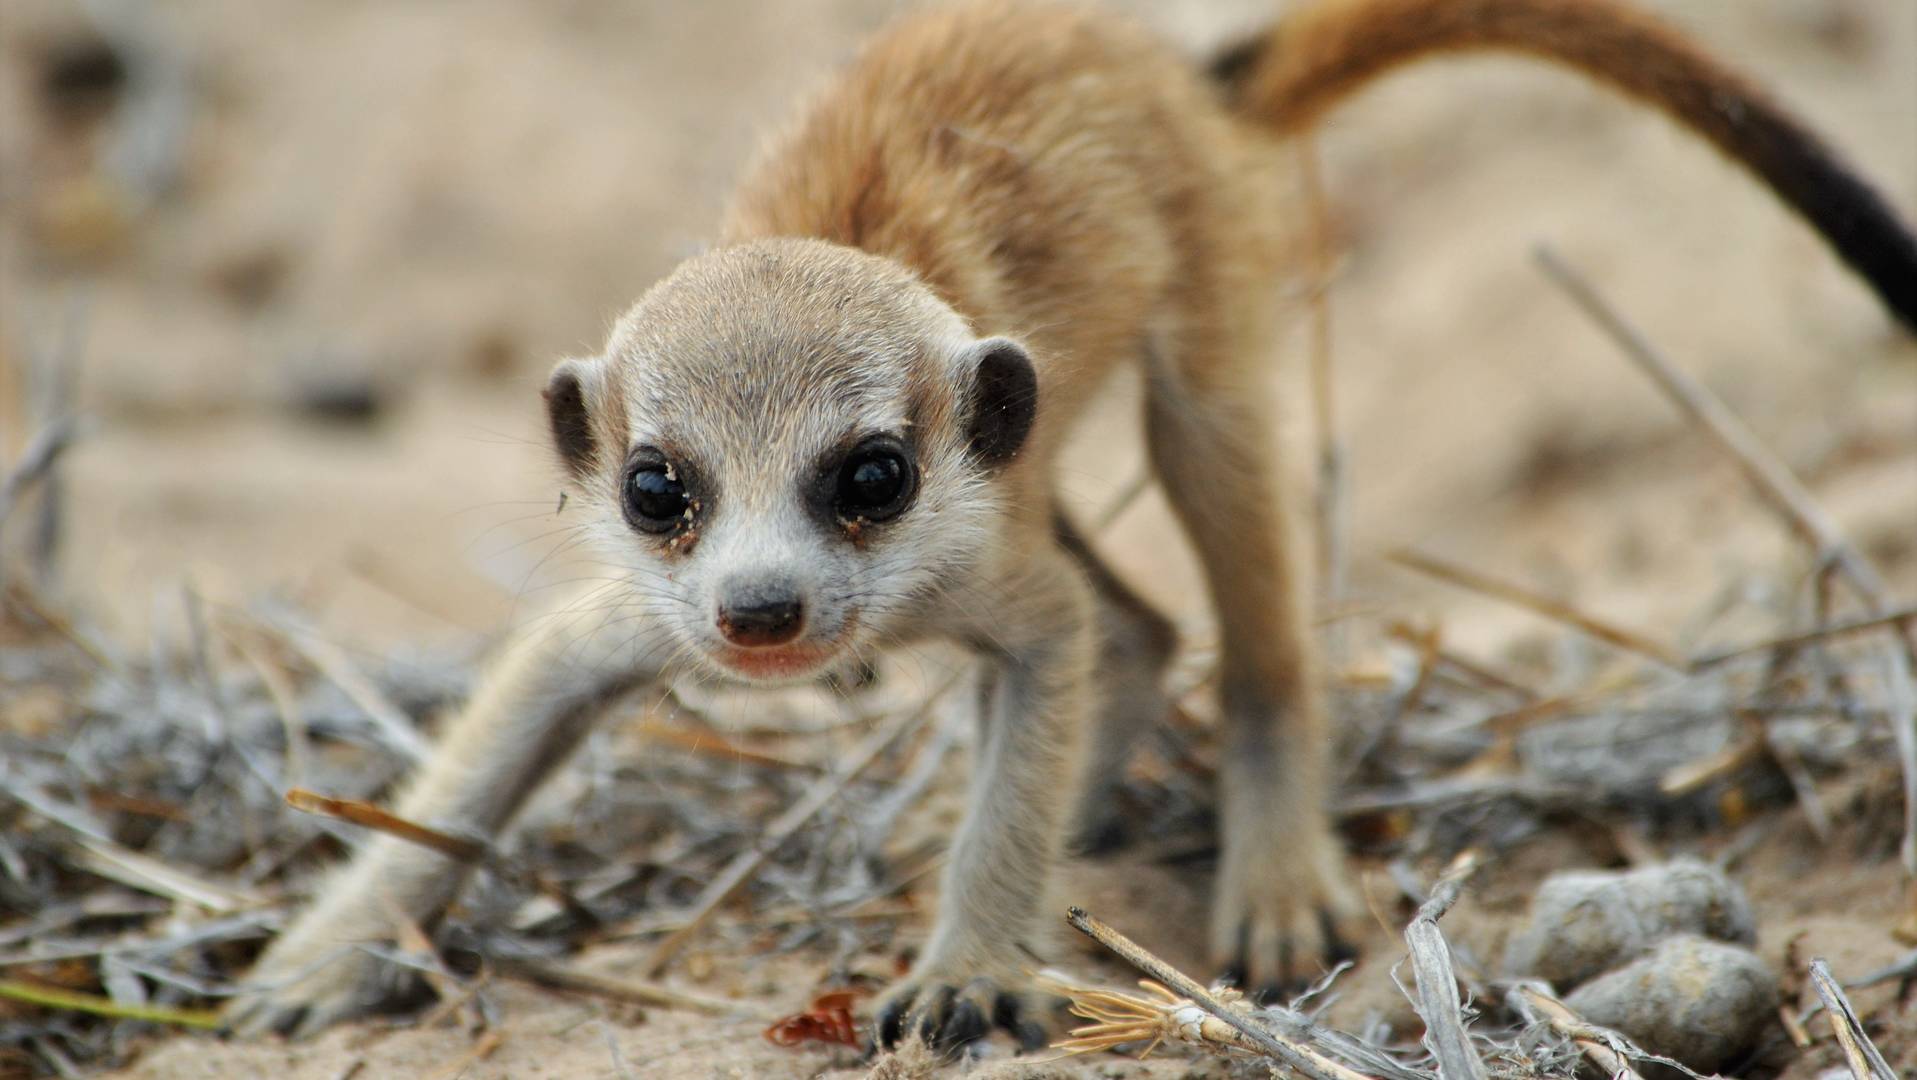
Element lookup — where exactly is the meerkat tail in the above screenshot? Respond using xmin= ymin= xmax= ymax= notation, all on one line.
xmin=1213 ymin=0 xmax=1917 ymax=333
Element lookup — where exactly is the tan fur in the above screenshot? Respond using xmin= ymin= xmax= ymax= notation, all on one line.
xmin=231 ymin=0 xmax=1915 ymax=1045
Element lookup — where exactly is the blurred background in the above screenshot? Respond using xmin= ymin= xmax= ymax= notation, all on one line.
xmin=1 ymin=2 xmax=1914 ymax=1076
xmin=2 ymin=0 xmax=1912 ymax=658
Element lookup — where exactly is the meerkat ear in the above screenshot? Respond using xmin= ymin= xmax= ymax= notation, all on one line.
xmin=963 ymin=337 xmax=1038 ymax=466
xmin=543 ymin=357 xmax=601 ymax=479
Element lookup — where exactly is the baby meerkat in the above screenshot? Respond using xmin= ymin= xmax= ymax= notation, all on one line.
xmin=231 ymin=0 xmax=1917 ymax=1052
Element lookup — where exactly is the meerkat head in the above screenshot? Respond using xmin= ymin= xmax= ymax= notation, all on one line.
xmin=541 ymin=238 xmax=1037 ymax=684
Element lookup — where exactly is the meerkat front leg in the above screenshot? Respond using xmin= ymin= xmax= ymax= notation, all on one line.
xmin=226 ymin=605 xmax=664 ymax=1038
xmin=874 ymin=545 xmax=1096 ymax=1053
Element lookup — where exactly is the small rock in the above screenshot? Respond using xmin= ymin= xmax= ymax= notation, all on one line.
xmin=1503 ymin=857 xmax=1755 ymax=988
xmin=1565 ymin=935 xmax=1778 ymax=1075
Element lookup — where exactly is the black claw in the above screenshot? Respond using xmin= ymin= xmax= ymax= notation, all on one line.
xmin=877 ymin=997 xmax=908 ymax=1049
xmin=1320 ymin=909 xmax=1358 ymax=966
xmin=940 ymin=1000 xmax=988 ymax=1053
xmin=1013 ymin=1020 xmax=1049 ymax=1051
xmin=994 ymin=987 xmax=1053 ymax=1051
xmin=1221 ymin=917 xmax=1251 ymax=990
xmin=1069 ymin=810 xmax=1130 ymax=857
xmin=915 ymin=985 xmax=956 ymax=1047
xmin=991 ymin=991 xmax=1022 ymax=1032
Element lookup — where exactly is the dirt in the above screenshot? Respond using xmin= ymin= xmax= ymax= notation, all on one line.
xmin=3 ymin=0 xmax=1915 ymax=1077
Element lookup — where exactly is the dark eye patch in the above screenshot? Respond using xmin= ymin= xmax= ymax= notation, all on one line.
xmin=620 ymin=445 xmax=706 ymax=537
xmin=837 ymin=445 xmax=913 ymax=520
xmin=808 ymin=433 xmax=918 ymax=530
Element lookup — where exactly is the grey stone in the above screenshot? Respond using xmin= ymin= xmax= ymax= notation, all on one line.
xmin=1502 ymin=858 xmax=1756 ymax=989
xmin=1565 ymin=935 xmax=1779 ymax=1075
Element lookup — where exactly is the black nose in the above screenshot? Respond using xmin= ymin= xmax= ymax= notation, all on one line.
xmin=717 ymin=595 xmax=805 ymax=647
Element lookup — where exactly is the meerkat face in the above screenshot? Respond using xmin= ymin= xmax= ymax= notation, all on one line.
xmin=541 ymin=239 xmax=1036 ymax=685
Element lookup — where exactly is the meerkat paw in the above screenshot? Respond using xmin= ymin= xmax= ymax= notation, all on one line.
xmin=224 ymin=918 xmax=409 ymax=1039
xmin=870 ymin=969 xmax=1048 ymax=1056
xmin=1210 ymin=815 xmax=1360 ymax=1000
xmin=1067 ymin=793 xmax=1133 ymax=857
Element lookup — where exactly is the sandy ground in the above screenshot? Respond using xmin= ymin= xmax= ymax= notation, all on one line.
xmin=3 ymin=0 xmax=1915 ymax=1076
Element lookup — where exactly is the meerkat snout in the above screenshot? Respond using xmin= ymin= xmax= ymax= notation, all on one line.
xmin=715 ymin=581 xmax=806 ymax=647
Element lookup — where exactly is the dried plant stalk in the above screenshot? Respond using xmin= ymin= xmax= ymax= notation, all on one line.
xmin=1506 ymin=982 xmax=1644 ymax=1080
xmin=1404 ymin=850 xmax=1488 ymax=1080
xmin=1535 ymin=243 xmax=1917 ymax=873
xmin=1063 ymin=907 xmax=1379 ymax=1080
xmin=491 ymin=956 xmax=746 ymax=1018
xmin=1037 ymin=973 xmax=1264 ymax=1061
xmin=1809 ymin=959 xmax=1895 ymax=1080
xmin=1388 ymin=548 xmax=1683 ymax=669
xmin=286 ymin=788 xmax=486 ymax=863
xmin=644 ymin=669 xmax=963 ymax=977
xmin=0 ymin=979 xmax=221 ymax=1030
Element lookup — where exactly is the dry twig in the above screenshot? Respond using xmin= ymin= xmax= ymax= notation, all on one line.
xmin=1848 ymin=948 xmax=1917 ymax=992
xmin=0 ymin=418 xmax=78 ymax=535
xmin=1689 ymin=605 xmax=1917 ymax=670
xmin=267 ymin=616 xmax=431 ymax=763
xmin=1808 ymin=958 xmax=1895 ymax=1080
xmin=643 ymin=668 xmax=964 ymax=977
xmin=285 ymin=788 xmax=588 ymax=923
xmin=1505 ymin=982 xmax=1643 ymax=1080
xmin=1403 ymin=850 xmax=1488 ymax=1080
xmin=491 ymin=956 xmax=746 ymax=1018
xmin=0 ymin=979 xmax=221 ymax=1030
xmin=1040 ymin=973 xmax=1325 ymax=1066
xmin=633 ymin=719 xmax=813 ymax=772
xmin=1657 ymin=714 xmax=1767 ymax=797
xmin=1388 ymin=548 xmax=1683 ymax=669
xmin=1064 ymin=907 xmax=1374 ymax=1080
xmin=0 ymin=780 xmax=258 ymax=911
xmin=1532 ymin=246 xmax=1897 ymax=614
xmin=286 ymin=788 xmax=484 ymax=863
xmin=70 ymin=836 xmax=261 ymax=913
xmin=4 ymin=579 xmax=114 ymax=670
xmin=1535 ymin=244 xmax=1917 ymax=875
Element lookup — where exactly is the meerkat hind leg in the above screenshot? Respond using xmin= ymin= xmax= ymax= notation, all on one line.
xmin=1142 ymin=349 xmax=1359 ymax=996
xmin=1053 ymin=512 xmax=1178 ymax=855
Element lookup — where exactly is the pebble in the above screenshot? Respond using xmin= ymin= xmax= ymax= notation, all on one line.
xmin=1502 ymin=857 xmax=1756 ymax=989
xmin=1564 ymin=935 xmax=1779 ymax=1075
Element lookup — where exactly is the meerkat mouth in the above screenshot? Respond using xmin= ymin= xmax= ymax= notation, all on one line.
xmin=709 ymin=642 xmax=843 ymax=682
xmin=704 ymin=608 xmax=862 ymax=683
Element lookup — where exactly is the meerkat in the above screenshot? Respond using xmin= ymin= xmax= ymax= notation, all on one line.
xmin=230 ymin=0 xmax=1917 ymax=1051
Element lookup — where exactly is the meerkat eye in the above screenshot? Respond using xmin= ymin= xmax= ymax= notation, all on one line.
xmin=835 ymin=443 xmax=915 ymax=522
xmin=624 ymin=461 xmax=689 ymax=533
